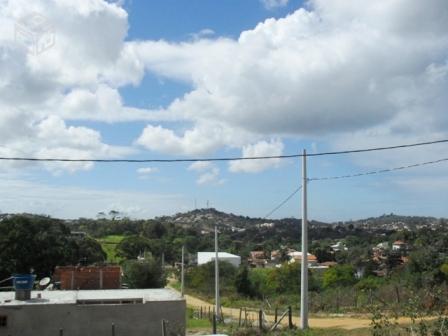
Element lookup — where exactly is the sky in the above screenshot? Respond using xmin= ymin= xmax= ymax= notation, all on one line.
xmin=0 ymin=0 xmax=447 ymax=221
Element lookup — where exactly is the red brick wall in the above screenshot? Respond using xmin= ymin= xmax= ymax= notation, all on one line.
xmin=54 ymin=266 xmax=121 ymax=290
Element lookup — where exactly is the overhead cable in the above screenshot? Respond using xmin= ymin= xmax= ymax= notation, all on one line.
xmin=0 ymin=139 xmax=447 ymax=163
xmin=264 ymin=186 xmax=302 ymax=219
xmin=309 ymin=157 xmax=448 ymax=181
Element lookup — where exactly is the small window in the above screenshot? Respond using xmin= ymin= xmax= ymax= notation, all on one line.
xmin=0 ymin=315 xmax=7 ymax=327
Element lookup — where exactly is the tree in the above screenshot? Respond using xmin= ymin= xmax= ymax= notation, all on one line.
xmin=116 ymin=235 xmax=153 ymax=259
xmin=122 ymin=257 xmax=166 ymax=288
xmin=185 ymin=261 xmax=237 ymax=296
xmin=322 ymin=265 xmax=356 ymax=288
xmin=235 ymin=266 xmax=254 ymax=297
xmin=0 ymin=215 xmax=104 ymax=279
xmin=142 ymin=220 xmax=167 ymax=239
xmin=69 ymin=237 xmax=106 ymax=265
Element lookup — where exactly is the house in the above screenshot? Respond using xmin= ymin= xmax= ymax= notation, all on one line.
xmin=392 ymin=240 xmax=407 ymax=251
xmin=270 ymin=250 xmax=281 ymax=262
xmin=248 ymin=251 xmax=269 ymax=268
xmin=197 ymin=252 xmax=241 ymax=267
xmin=376 ymin=242 xmax=390 ymax=250
xmin=330 ymin=241 xmax=348 ymax=252
xmin=0 ymin=288 xmax=185 ymax=336
xmin=287 ymin=251 xmax=318 ymax=266
xmin=257 ymin=222 xmax=275 ymax=228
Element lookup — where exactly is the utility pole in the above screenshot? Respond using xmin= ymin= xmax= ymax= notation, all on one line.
xmin=300 ymin=149 xmax=309 ymax=329
xmin=214 ymin=224 xmax=220 ymax=321
xmin=181 ymin=246 xmax=185 ymax=297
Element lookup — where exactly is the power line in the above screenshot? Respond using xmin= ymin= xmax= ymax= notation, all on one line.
xmin=307 ymin=139 xmax=448 ymax=157
xmin=264 ymin=186 xmax=302 ymax=219
xmin=0 ymin=139 xmax=447 ymax=163
xmin=263 ymin=157 xmax=448 ymax=218
xmin=309 ymin=157 xmax=448 ymax=181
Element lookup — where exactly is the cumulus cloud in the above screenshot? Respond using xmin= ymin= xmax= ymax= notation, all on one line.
xmin=136 ymin=121 xmax=255 ymax=156
xmin=2 ymin=0 xmax=448 ymax=178
xmin=126 ymin=0 xmax=447 ymax=139
xmin=229 ymin=139 xmax=284 ymax=173
xmin=0 ymin=0 xmax=139 ymax=172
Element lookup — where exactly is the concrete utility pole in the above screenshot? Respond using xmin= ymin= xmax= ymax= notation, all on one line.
xmin=214 ymin=224 xmax=220 ymax=320
xmin=300 ymin=149 xmax=309 ymax=329
xmin=181 ymin=246 xmax=185 ymax=297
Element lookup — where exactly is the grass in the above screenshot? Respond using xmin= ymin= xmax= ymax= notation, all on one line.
xmin=97 ymin=235 xmax=125 ymax=263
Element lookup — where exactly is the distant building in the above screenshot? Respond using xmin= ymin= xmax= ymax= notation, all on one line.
xmin=287 ymin=251 xmax=318 ymax=266
xmin=392 ymin=240 xmax=407 ymax=251
xmin=0 ymin=289 xmax=185 ymax=336
xmin=54 ymin=266 xmax=121 ymax=290
xmin=330 ymin=241 xmax=348 ymax=252
xmin=248 ymin=251 xmax=270 ymax=268
xmin=197 ymin=252 xmax=241 ymax=267
xmin=257 ymin=222 xmax=275 ymax=228
xmin=376 ymin=242 xmax=390 ymax=250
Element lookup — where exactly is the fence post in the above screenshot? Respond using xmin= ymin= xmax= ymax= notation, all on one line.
xmin=212 ymin=308 xmax=217 ymax=334
xmin=111 ymin=323 xmax=116 ymax=336
xmin=288 ymin=306 xmax=293 ymax=329
xmin=238 ymin=308 xmax=242 ymax=326
xmin=59 ymin=329 xmax=63 ymax=336
xmin=274 ymin=307 xmax=278 ymax=323
xmin=161 ymin=320 xmax=167 ymax=336
xmin=259 ymin=310 xmax=263 ymax=330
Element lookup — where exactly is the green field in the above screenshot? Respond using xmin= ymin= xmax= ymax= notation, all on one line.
xmin=97 ymin=235 xmax=125 ymax=263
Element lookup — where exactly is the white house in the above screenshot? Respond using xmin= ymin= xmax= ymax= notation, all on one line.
xmin=197 ymin=252 xmax=241 ymax=267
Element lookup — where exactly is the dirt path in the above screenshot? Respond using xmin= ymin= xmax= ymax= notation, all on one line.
xmin=176 ymin=290 xmax=433 ymax=330
xmin=182 ymin=293 xmax=375 ymax=330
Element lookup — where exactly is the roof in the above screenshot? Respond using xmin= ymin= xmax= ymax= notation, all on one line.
xmin=197 ymin=252 xmax=240 ymax=258
xmin=0 ymin=289 xmax=183 ymax=307
xmin=393 ymin=240 xmax=406 ymax=245
xmin=288 ymin=251 xmax=317 ymax=261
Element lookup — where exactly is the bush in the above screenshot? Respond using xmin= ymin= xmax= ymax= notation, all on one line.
xmin=122 ymin=257 xmax=166 ymax=288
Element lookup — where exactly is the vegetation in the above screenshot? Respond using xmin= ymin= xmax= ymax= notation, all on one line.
xmin=0 ymin=215 xmax=105 ymax=280
xmin=3 ymin=209 xmax=448 ymax=333
xmin=122 ymin=256 xmax=166 ymax=288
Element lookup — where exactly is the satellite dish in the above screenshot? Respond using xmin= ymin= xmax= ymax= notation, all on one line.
xmin=44 ymin=283 xmax=54 ymax=291
xmin=39 ymin=277 xmax=51 ymax=287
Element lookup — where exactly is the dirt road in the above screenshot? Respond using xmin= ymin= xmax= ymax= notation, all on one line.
xmin=183 ymin=293 xmax=375 ymax=330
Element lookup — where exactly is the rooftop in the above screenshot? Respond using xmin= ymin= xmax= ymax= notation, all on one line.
xmin=0 ymin=288 xmax=183 ymax=307
xmin=197 ymin=252 xmax=240 ymax=258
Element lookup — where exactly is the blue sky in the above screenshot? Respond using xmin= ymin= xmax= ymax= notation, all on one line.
xmin=0 ymin=0 xmax=447 ymax=221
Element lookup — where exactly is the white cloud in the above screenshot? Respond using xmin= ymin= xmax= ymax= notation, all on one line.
xmin=137 ymin=167 xmax=159 ymax=175
xmin=189 ymin=28 xmax=215 ymax=41
xmin=229 ymin=139 xmax=284 ymax=173
xmin=1 ymin=0 xmax=448 ymax=180
xmin=187 ymin=162 xmax=224 ymax=185
xmin=261 ymin=0 xmax=289 ymax=10
xmin=136 ymin=121 xmax=255 ymax=156
xmin=196 ymin=167 xmax=224 ymax=186
xmin=188 ymin=161 xmax=213 ymax=172
xmin=124 ymin=0 xmax=448 ymax=164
